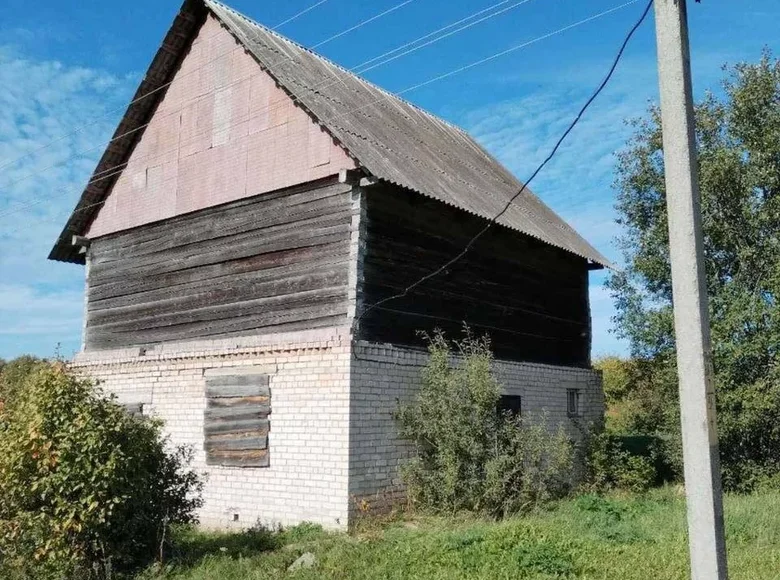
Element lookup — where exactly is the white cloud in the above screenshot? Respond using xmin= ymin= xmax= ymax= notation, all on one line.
xmin=0 ymin=284 xmax=83 ymax=335
xmin=0 ymin=45 xmax=135 ymax=359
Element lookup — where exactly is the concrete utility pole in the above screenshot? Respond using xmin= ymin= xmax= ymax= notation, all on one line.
xmin=652 ymin=1 xmax=729 ymax=579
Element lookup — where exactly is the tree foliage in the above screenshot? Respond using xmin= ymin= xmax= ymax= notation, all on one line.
xmin=0 ymin=355 xmax=48 ymax=407
xmin=396 ymin=331 xmax=574 ymax=518
xmin=608 ymin=51 xmax=780 ymax=490
xmin=0 ymin=363 xmax=202 ymax=579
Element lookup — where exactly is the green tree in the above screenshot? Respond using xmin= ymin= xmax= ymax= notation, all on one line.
xmin=0 ymin=355 xmax=48 ymax=407
xmin=608 ymin=51 xmax=780 ymax=491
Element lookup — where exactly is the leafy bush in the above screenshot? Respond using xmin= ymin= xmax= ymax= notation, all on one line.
xmin=585 ymin=431 xmax=659 ymax=493
xmin=0 ymin=355 xmax=48 ymax=408
xmin=0 ymin=363 xmax=202 ymax=579
xmin=396 ymin=330 xmax=575 ymax=518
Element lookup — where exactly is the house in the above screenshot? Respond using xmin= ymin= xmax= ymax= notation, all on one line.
xmin=50 ymin=0 xmax=608 ymax=530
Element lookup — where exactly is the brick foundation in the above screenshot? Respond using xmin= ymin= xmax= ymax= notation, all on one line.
xmin=71 ymin=330 xmax=603 ymax=530
xmin=348 ymin=341 xmax=604 ymax=515
xmin=71 ymin=327 xmax=353 ymax=530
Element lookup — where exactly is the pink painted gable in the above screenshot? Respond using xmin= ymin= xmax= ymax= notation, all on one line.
xmin=87 ymin=15 xmax=356 ymax=238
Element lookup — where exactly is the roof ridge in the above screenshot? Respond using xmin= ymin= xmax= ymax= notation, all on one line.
xmin=49 ymin=0 xmax=612 ymax=268
xmin=202 ymin=0 xmax=467 ymax=135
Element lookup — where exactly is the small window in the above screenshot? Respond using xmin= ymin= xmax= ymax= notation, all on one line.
xmin=498 ymin=395 xmax=522 ymax=417
xmin=567 ymin=389 xmax=581 ymax=417
xmin=122 ymin=402 xmax=144 ymax=418
xmin=204 ymin=372 xmax=271 ymax=468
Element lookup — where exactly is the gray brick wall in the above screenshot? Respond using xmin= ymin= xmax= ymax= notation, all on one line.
xmin=348 ymin=341 xmax=604 ymax=515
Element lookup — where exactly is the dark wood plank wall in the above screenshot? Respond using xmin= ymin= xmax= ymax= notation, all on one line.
xmin=85 ymin=178 xmax=353 ymax=350
xmin=357 ymin=185 xmax=592 ymax=367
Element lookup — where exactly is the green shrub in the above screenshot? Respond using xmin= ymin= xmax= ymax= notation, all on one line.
xmin=584 ymin=431 xmax=659 ymax=493
xmin=0 ymin=363 xmax=202 ymax=579
xmin=0 ymin=355 xmax=48 ymax=408
xmin=396 ymin=330 xmax=575 ymax=518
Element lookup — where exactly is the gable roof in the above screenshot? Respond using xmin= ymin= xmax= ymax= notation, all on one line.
xmin=50 ymin=0 xmax=611 ymax=268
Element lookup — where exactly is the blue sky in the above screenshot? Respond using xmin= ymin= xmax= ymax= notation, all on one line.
xmin=0 ymin=0 xmax=778 ymax=360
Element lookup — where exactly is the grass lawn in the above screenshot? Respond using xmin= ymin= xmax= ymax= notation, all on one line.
xmin=138 ymin=489 xmax=780 ymax=579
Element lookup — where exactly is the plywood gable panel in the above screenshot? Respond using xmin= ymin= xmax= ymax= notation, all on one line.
xmin=87 ymin=14 xmax=356 ymax=238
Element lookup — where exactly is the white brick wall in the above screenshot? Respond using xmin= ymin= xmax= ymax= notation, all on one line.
xmin=71 ymin=330 xmax=603 ymax=530
xmin=71 ymin=327 xmax=353 ymax=531
xmin=348 ymin=341 xmax=604 ymax=514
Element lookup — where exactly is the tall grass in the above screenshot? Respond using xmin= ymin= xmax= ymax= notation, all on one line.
xmin=138 ymin=489 xmax=780 ymax=580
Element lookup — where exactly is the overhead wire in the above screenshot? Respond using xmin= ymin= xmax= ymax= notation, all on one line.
xmin=0 ymin=0 xmax=546 ymax=219
xmin=309 ymin=0 xmax=416 ymax=49
xmin=353 ymin=0 xmax=536 ymax=76
xmin=2 ymin=0 xmax=644 ymax=245
xmin=0 ymin=0 xmax=407 ymax=176
xmin=0 ymin=0 xmax=430 ymax=204
xmin=272 ymin=0 xmax=331 ymax=29
xmin=353 ymin=0 xmax=513 ymax=70
xmin=0 ymin=0 xmax=528 ymax=202
xmin=2 ymin=0 xmax=640 ymax=234
xmin=371 ymin=306 xmax=584 ymax=340
xmin=354 ymin=0 xmax=654 ymax=324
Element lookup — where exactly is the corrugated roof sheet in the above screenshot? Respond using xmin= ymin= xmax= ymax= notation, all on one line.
xmin=206 ymin=0 xmax=611 ymax=268
xmin=50 ymin=0 xmax=612 ymax=268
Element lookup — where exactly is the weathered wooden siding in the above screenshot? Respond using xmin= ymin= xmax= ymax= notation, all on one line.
xmin=356 ymin=185 xmax=592 ymax=367
xmin=85 ymin=14 xmax=356 ymax=239
xmin=85 ymin=179 xmax=353 ymax=350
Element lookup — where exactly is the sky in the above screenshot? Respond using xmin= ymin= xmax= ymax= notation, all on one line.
xmin=0 ymin=0 xmax=778 ymax=361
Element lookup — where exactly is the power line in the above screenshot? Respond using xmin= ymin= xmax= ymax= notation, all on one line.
xmin=0 ymin=0 xmax=427 ymax=201
xmin=1 ymin=0 xmax=636 ymax=230
xmin=310 ymin=0 xmax=417 ymax=49
xmin=273 ymin=0 xmax=330 ymax=29
xmin=354 ymin=0 xmax=536 ymax=75
xmin=1 ymin=0 xmax=640 ymax=233
xmin=0 ymin=0 xmax=544 ymax=218
xmin=355 ymin=0 xmax=653 ymax=324
xmin=0 ymin=0 xmax=407 ymax=176
xmin=369 ymin=306 xmax=584 ymax=340
xmin=353 ymin=0 xmax=513 ymax=70
xmin=400 ymin=0 xmax=640 ymax=94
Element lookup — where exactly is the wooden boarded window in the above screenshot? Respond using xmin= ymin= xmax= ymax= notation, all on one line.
xmin=204 ymin=371 xmax=271 ymax=468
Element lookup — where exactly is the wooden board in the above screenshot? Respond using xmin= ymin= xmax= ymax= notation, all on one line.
xmin=204 ymin=372 xmax=271 ymax=467
xmin=85 ymin=179 xmax=353 ymax=350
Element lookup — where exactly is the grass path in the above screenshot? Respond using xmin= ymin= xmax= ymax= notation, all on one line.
xmin=139 ymin=489 xmax=780 ymax=579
